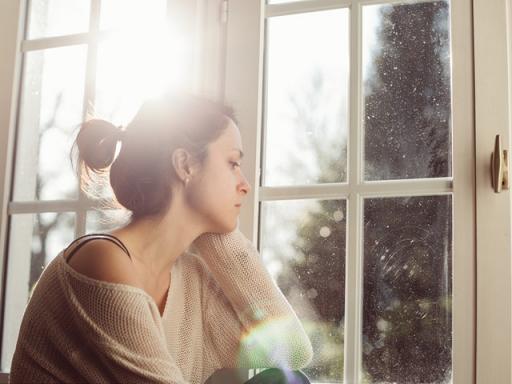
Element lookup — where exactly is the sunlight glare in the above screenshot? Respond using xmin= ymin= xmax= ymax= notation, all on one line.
xmin=96 ymin=21 xmax=190 ymax=124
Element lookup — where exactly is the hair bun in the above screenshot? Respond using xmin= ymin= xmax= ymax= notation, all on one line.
xmin=76 ymin=119 xmax=120 ymax=172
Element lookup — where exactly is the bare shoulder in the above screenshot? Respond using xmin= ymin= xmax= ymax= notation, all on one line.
xmin=64 ymin=238 xmax=141 ymax=288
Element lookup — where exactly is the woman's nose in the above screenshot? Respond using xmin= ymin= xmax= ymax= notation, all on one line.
xmin=239 ymin=173 xmax=251 ymax=195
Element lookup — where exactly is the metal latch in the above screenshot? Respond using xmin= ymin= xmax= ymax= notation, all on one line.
xmin=491 ymin=134 xmax=509 ymax=193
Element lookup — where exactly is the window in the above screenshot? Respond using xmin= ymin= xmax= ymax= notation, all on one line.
xmin=0 ymin=0 xmax=225 ymax=372
xmin=2 ymin=0 xmax=510 ymax=382
xmin=225 ymin=0 xmax=475 ymax=383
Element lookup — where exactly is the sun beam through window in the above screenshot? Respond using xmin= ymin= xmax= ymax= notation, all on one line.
xmin=95 ymin=3 xmax=190 ymax=125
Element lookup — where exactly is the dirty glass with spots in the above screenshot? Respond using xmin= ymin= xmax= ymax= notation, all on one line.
xmin=260 ymin=199 xmax=346 ymax=383
xmin=362 ymin=195 xmax=452 ymax=383
xmin=361 ymin=2 xmax=453 ymax=380
xmin=363 ymin=1 xmax=451 ymax=181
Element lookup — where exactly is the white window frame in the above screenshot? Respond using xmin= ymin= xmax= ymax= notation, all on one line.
xmin=225 ymin=0 xmax=475 ymax=383
xmin=473 ymin=0 xmax=512 ymax=382
xmin=0 ymin=0 xmax=228 ymax=378
xmin=0 ymin=0 xmax=26 ymax=381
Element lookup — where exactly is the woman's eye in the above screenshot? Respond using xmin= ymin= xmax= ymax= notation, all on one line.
xmin=230 ymin=161 xmax=241 ymax=169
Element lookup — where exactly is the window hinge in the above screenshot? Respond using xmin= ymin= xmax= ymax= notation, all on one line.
xmin=221 ymin=0 xmax=228 ymax=24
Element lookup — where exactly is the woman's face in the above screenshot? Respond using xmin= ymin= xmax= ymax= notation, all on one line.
xmin=187 ymin=120 xmax=251 ymax=233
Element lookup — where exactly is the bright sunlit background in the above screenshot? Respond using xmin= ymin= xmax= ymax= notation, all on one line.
xmin=5 ymin=0 xmax=199 ymax=371
xmin=95 ymin=1 xmax=191 ymax=125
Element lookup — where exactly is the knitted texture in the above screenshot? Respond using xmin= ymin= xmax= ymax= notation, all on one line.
xmin=10 ymin=228 xmax=313 ymax=383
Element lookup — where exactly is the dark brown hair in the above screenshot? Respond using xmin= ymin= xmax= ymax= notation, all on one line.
xmin=70 ymin=92 xmax=237 ymax=221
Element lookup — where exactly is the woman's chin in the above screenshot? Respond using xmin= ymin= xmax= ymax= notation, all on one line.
xmin=228 ymin=217 xmax=240 ymax=232
xmin=225 ymin=221 xmax=238 ymax=233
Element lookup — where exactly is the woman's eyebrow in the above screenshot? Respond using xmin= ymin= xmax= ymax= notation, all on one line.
xmin=232 ymin=148 xmax=244 ymax=158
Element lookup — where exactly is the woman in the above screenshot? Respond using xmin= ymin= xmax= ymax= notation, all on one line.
xmin=10 ymin=92 xmax=313 ymax=383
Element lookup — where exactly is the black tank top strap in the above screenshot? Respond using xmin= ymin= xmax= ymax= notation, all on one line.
xmin=64 ymin=233 xmax=131 ymax=263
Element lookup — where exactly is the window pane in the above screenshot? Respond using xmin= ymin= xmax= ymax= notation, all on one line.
xmin=100 ymin=0 xmax=167 ymax=31
xmin=3 ymin=212 xmax=75 ymax=370
xmin=94 ymin=27 xmax=187 ymax=126
xmin=13 ymin=45 xmax=87 ymax=201
xmin=8 ymin=212 xmax=75 ymax=299
xmin=27 ymin=0 xmax=90 ymax=39
xmin=363 ymin=1 xmax=452 ymax=181
xmin=362 ymin=195 xmax=452 ymax=383
xmin=263 ymin=9 xmax=349 ymax=187
xmin=260 ymin=199 xmax=346 ymax=383
xmin=95 ymin=37 xmax=155 ymax=124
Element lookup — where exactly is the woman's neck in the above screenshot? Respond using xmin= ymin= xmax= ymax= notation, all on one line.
xmin=109 ymin=202 xmax=204 ymax=284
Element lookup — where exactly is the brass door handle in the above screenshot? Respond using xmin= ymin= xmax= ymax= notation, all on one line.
xmin=490 ymin=134 xmax=509 ymax=193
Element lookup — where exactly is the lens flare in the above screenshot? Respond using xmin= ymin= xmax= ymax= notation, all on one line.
xmin=237 ymin=315 xmax=304 ymax=370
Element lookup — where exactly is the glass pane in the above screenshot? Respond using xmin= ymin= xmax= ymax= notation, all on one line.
xmin=263 ymin=9 xmax=349 ymax=187
xmin=8 ymin=212 xmax=75 ymax=299
xmin=3 ymin=212 xmax=75 ymax=371
xmin=86 ymin=209 xmax=130 ymax=233
xmin=363 ymin=1 xmax=452 ymax=181
xmin=260 ymin=199 xmax=346 ymax=383
xmin=95 ymin=26 xmax=188 ymax=126
xmin=100 ymin=0 xmax=167 ymax=31
xmin=362 ymin=195 xmax=452 ymax=383
xmin=27 ymin=0 xmax=90 ymax=39
xmin=13 ymin=45 xmax=87 ymax=201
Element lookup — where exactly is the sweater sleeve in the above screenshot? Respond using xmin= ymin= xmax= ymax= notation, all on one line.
xmin=61 ymin=268 xmax=189 ymax=384
xmin=191 ymin=228 xmax=313 ymax=370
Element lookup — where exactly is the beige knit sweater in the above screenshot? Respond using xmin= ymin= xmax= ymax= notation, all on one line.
xmin=9 ymin=228 xmax=313 ymax=383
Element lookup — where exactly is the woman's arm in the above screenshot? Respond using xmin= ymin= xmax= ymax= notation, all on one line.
xmin=192 ymin=228 xmax=313 ymax=370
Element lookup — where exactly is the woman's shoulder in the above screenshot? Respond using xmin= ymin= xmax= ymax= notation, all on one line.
xmin=62 ymin=237 xmax=143 ymax=291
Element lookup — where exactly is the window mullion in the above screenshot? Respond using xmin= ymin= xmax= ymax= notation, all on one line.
xmin=266 ymin=0 xmax=350 ymax=18
xmin=76 ymin=0 xmax=101 ymax=237
xmin=258 ymin=179 xmax=453 ymax=201
xmin=21 ymin=33 xmax=91 ymax=52
xmin=345 ymin=0 xmax=363 ymax=382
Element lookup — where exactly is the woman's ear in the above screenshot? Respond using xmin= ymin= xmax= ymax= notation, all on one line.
xmin=171 ymin=148 xmax=199 ymax=182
